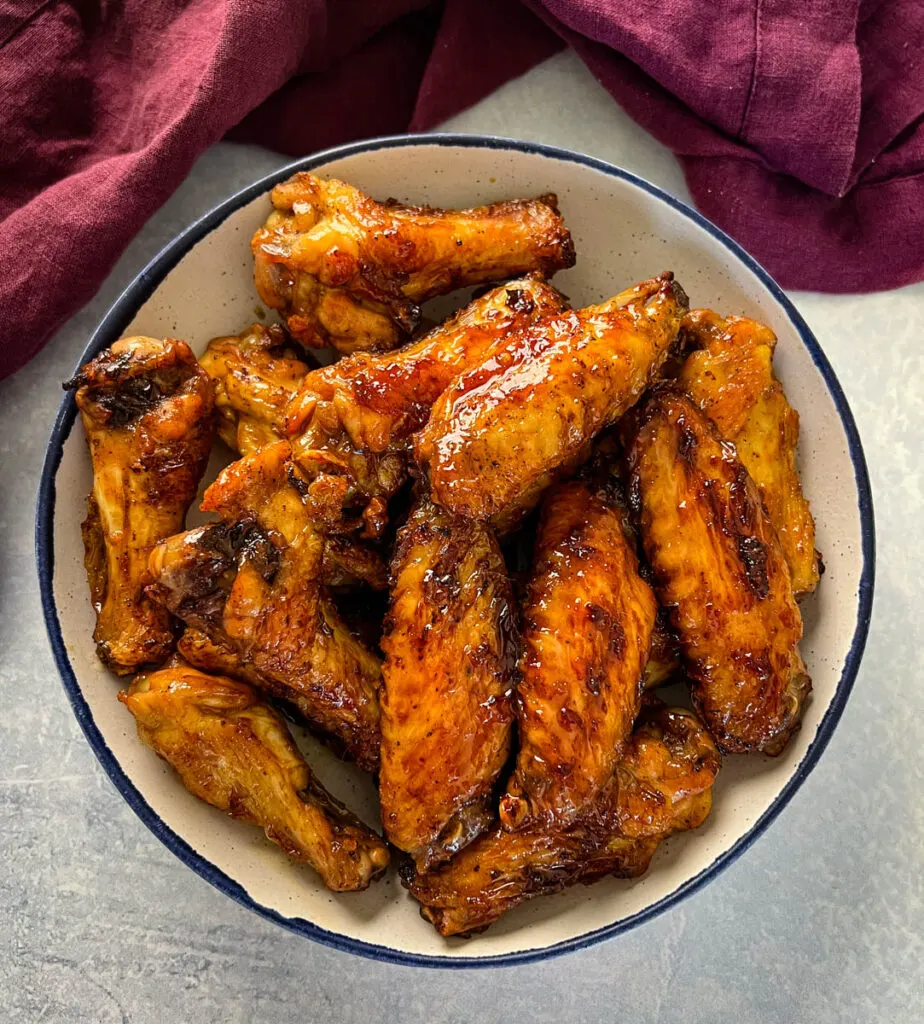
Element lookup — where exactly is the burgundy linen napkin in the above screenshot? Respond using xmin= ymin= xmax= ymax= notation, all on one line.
xmin=1 ymin=0 xmax=922 ymax=381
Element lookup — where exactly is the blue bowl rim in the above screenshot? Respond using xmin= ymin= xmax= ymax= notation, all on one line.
xmin=35 ymin=132 xmax=875 ymax=969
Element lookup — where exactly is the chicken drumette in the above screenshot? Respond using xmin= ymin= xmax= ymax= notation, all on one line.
xmin=65 ymin=337 xmax=215 ymax=674
xmin=252 ymin=173 xmax=575 ymax=353
xmin=120 ymin=660 xmax=389 ymax=891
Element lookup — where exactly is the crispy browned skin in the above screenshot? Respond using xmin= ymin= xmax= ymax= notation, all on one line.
xmin=177 ymin=628 xmax=267 ymax=688
xmin=677 ymin=309 xmax=820 ymax=595
xmin=500 ymin=477 xmax=657 ymax=831
xmin=380 ymin=495 xmax=517 ymax=871
xmin=320 ymin=534 xmax=389 ymax=590
xmin=120 ymin=660 xmax=389 ymax=890
xmin=415 ymin=273 xmax=688 ymax=531
xmin=146 ymin=442 xmax=383 ymax=770
xmin=644 ymin=610 xmax=683 ymax=689
xmin=283 ymin=277 xmax=568 ymax=538
xmin=573 ymin=431 xmax=682 ymax=693
xmin=627 ymin=389 xmax=810 ymax=754
xmin=252 ymin=173 xmax=575 ymax=353
xmin=405 ymin=705 xmax=719 ymax=936
xmin=65 ymin=337 xmax=215 ymax=674
xmin=199 ymin=322 xmax=311 ymax=454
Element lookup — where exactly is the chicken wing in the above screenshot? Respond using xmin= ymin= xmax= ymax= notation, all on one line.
xmin=499 ymin=475 xmax=657 ymax=831
xmin=677 ymin=309 xmax=820 ymax=595
xmin=380 ymin=494 xmax=517 ymax=871
xmin=120 ymin=660 xmax=389 ymax=890
xmin=627 ymin=389 xmax=810 ymax=754
xmin=147 ymin=442 xmax=383 ymax=770
xmin=64 ymin=337 xmax=215 ymax=674
xmin=199 ymin=322 xmax=311 ymax=454
xmin=415 ymin=273 xmax=688 ymax=531
xmin=405 ymin=704 xmax=719 ymax=936
xmin=287 ymin=276 xmax=567 ymax=453
xmin=252 ymin=173 xmax=575 ymax=353
xmin=283 ymin=276 xmax=568 ymax=538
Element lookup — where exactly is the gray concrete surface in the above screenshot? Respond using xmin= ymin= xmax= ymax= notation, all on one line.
xmin=2 ymin=52 xmax=922 ymax=1023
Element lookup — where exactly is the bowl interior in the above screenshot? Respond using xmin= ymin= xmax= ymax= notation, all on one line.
xmin=44 ymin=138 xmax=870 ymax=964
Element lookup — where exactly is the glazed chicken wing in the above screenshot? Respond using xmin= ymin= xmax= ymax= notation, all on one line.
xmin=405 ymin=704 xmax=719 ymax=936
xmin=677 ymin=309 xmax=820 ymax=595
xmin=627 ymin=389 xmax=810 ymax=754
xmin=252 ymin=173 xmax=575 ymax=353
xmin=199 ymin=322 xmax=311 ymax=454
xmin=120 ymin=660 xmax=388 ymax=890
xmin=499 ymin=475 xmax=657 ymax=831
xmin=283 ymin=276 xmax=568 ymax=538
xmin=65 ymin=337 xmax=215 ymax=674
xmin=415 ymin=273 xmax=688 ymax=531
xmin=380 ymin=495 xmax=517 ymax=871
xmin=147 ymin=442 xmax=383 ymax=770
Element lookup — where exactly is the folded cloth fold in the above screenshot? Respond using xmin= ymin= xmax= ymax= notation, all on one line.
xmin=1 ymin=0 xmax=922 ymax=380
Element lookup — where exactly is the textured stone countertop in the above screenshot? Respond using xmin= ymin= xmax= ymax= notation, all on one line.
xmin=2 ymin=52 xmax=921 ymax=1023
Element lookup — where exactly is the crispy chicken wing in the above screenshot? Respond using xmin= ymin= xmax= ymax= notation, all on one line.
xmin=147 ymin=442 xmax=383 ymax=770
xmin=405 ymin=704 xmax=719 ymax=936
xmin=415 ymin=273 xmax=688 ymax=531
xmin=627 ymin=389 xmax=810 ymax=754
xmin=252 ymin=173 xmax=575 ymax=353
xmin=380 ymin=494 xmax=517 ymax=871
xmin=283 ymin=277 xmax=568 ymax=538
xmin=120 ymin=660 xmax=388 ymax=890
xmin=677 ymin=309 xmax=820 ymax=595
xmin=65 ymin=337 xmax=215 ymax=674
xmin=199 ymin=322 xmax=311 ymax=454
xmin=499 ymin=475 xmax=657 ymax=831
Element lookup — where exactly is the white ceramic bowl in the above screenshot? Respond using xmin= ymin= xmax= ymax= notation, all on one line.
xmin=37 ymin=135 xmax=874 ymax=967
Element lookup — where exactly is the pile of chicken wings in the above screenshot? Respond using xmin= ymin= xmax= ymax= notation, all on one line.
xmin=65 ymin=172 xmax=819 ymax=936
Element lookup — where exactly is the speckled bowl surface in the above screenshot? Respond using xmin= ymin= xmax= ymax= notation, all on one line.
xmin=37 ymin=135 xmax=874 ymax=967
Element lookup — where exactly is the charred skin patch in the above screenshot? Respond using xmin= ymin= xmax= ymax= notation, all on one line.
xmin=230 ymin=521 xmax=280 ymax=582
xmin=505 ymin=288 xmax=535 ymax=315
xmin=676 ymin=414 xmax=698 ymax=464
xmin=149 ymin=521 xmax=280 ymax=633
xmin=92 ymin=377 xmax=165 ymax=427
xmin=736 ymin=534 xmax=770 ymax=599
xmin=585 ymin=601 xmax=628 ymax=658
xmin=65 ymin=347 xmax=195 ymax=429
